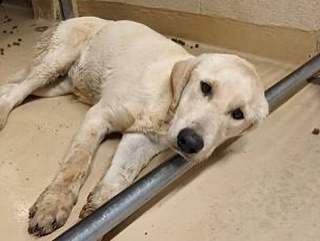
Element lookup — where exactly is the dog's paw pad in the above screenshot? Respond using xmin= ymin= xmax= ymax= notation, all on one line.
xmin=28 ymin=195 xmax=74 ymax=236
xmin=28 ymin=215 xmax=60 ymax=236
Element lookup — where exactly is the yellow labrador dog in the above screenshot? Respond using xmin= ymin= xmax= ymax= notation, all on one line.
xmin=0 ymin=17 xmax=268 ymax=236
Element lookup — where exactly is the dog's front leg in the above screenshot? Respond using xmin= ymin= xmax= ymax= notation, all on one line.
xmin=28 ymin=102 xmax=111 ymax=236
xmin=79 ymin=133 xmax=167 ymax=218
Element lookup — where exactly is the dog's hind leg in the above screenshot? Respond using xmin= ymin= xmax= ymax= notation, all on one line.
xmin=28 ymin=102 xmax=112 ymax=236
xmin=0 ymin=47 xmax=79 ymax=130
xmin=0 ymin=42 xmax=80 ymax=129
xmin=0 ymin=19 xmax=96 ymax=130
xmin=31 ymin=76 xmax=73 ymax=97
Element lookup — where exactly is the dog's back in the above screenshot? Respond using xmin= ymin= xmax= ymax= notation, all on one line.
xmin=68 ymin=20 xmax=190 ymax=105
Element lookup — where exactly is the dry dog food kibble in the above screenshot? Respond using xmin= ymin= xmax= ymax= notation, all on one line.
xmin=171 ymin=37 xmax=186 ymax=46
xmin=312 ymin=128 xmax=319 ymax=135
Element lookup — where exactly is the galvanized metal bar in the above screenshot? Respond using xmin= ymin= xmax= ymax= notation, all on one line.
xmin=266 ymin=54 xmax=320 ymax=111
xmin=54 ymin=53 xmax=320 ymax=241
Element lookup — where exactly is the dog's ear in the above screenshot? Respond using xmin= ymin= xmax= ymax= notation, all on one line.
xmin=170 ymin=57 xmax=199 ymax=113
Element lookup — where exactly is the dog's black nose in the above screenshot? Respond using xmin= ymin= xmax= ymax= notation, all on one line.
xmin=177 ymin=128 xmax=204 ymax=154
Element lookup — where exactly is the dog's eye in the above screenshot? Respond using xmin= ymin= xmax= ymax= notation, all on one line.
xmin=231 ymin=108 xmax=244 ymax=120
xmin=200 ymin=81 xmax=212 ymax=96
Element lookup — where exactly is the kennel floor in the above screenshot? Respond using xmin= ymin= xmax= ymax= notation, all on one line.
xmin=0 ymin=5 xmax=319 ymax=241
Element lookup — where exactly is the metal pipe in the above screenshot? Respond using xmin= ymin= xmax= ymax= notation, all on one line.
xmin=265 ymin=54 xmax=320 ymax=111
xmin=54 ymin=53 xmax=320 ymax=241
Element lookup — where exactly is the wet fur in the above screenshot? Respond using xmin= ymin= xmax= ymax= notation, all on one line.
xmin=0 ymin=17 xmax=268 ymax=237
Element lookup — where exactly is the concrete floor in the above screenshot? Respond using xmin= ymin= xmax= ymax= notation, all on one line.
xmin=0 ymin=5 xmax=319 ymax=241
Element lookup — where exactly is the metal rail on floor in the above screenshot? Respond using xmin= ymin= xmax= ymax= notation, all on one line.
xmin=265 ymin=54 xmax=320 ymax=110
xmin=54 ymin=54 xmax=320 ymax=241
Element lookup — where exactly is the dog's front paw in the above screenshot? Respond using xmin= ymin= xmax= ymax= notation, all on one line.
xmin=79 ymin=184 xmax=122 ymax=219
xmin=79 ymin=191 xmax=101 ymax=219
xmin=79 ymin=201 xmax=99 ymax=219
xmin=79 ymin=189 xmax=112 ymax=219
xmin=28 ymin=189 xmax=76 ymax=236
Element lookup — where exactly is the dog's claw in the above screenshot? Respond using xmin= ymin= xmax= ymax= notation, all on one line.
xmin=79 ymin=202 xmax=97 ymax=219
xmin=28 ymin=190 xmax=75 ymax=236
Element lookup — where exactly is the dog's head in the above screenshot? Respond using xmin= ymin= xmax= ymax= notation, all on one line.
xmin=168 ymin=53 xmax=268 ymax=161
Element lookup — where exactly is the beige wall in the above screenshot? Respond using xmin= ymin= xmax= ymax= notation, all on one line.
xmin=75 ymin=1 xmax=319 ymax=63
xmin=104 ymin=0 xmax=320 ymax=31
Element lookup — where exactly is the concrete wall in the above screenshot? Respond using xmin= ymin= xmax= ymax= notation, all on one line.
xmin=105 ymin=0 xmax=320 ymax=31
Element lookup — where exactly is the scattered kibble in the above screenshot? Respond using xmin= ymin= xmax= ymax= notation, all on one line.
xmin=171 ymin=37 xmax=186 ymax=46
xmin=195 ymin=43 xmax=199 ymax=48
xmin=10 ymin=31 xmax=13 ymax=34
xmin=3 ymin=30 xmax=6 ymax=33
xmin=7 ymin=44 xmax=11 ymax=47
xmin=312 ymin=128 xmax=319 ymax=135
xmin=18 ymin=38 xmax=22 ymax=42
